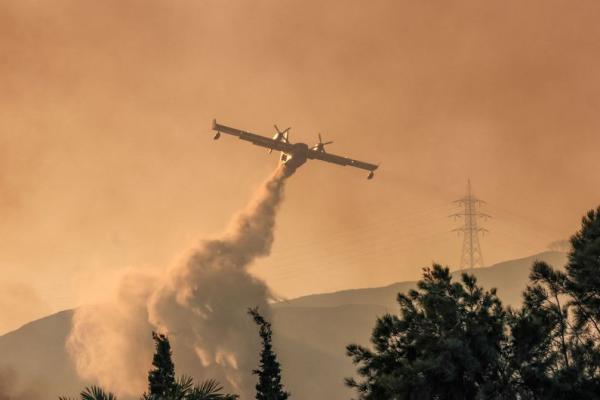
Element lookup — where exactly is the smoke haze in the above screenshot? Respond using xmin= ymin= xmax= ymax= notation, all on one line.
xmin=2 ymin=0 xmax=600 ymax=336
xmin=67 ymin=166 xmax=290 ymax=397
xmin=0 ymin=282 xmax=49 ymax=334
xmin=0 ymin=368 xmax=42 ymax=400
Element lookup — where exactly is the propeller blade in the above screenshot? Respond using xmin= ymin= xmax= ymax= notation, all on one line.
xmin=323 ymin=141 xmax=334 ymax=145
xmin=318 ymin=133 xmax=322 ymax=143
xmin=274 ymin=124 xmax=282 ymax=134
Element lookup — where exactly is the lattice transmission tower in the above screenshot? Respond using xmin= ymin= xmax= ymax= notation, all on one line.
xmin=450 ymin=180 xmax=490 ymax=269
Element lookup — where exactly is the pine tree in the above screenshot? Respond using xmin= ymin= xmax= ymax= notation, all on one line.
xmin=566 ymin=206 xmax=600 ymax=337
xmin=147 ymin=331 xmax=177 ymax=398
xmin=346 ymin=265 xmax=510 ymax=400
xmin=506 ymin=207 xmax=600 ymax=399
xmin=248 ymin=307 xmax=290 ymax=400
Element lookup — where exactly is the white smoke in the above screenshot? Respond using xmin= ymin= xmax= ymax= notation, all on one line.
xmin=67 ymin=166 xmax=292 ymax=397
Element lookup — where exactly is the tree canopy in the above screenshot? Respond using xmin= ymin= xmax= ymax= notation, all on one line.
xmin=347 ymin=207 xmax=600 ymax=400
xmin=147 ymin=332 xmax=177 ymax=398
xmin=62 ymin=332 xmax=238 ymax=400
xmin=248 ymin=307 xmax=290 ymax=400
xmin=346 ymin=265 xmax=510 ymax=399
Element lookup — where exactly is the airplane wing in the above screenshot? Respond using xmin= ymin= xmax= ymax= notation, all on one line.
xmin=212 ymin=120 xmax=294 ymax=153
xmin=307 ymin=148 xmax=378 ymax=172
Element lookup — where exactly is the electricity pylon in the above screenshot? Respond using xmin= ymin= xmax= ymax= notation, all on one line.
xmin=450 ymin=180 xmax=490 ymax=270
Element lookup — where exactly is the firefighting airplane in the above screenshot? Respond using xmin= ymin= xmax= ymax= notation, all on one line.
xmin=212 ymin=120 xmax=379 ymax=179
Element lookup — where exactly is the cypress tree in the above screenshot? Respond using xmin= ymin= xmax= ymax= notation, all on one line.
xmin=147 ymin=331 xmax=176 ymax=398
xmin=248 ymin=307 xmax=290 ymax=400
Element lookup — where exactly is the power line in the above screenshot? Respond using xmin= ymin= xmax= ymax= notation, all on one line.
xmin=450 ymin=180 xmax=490 ymax=269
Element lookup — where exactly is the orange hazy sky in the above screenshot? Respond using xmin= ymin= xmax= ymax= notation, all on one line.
xmin=1 ymin=0 xmax=599 ymax=332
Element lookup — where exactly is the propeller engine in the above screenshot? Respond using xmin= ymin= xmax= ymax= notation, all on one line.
xmin=313 ymin=133 xmax=333 ymax=152
xmin=273 ymin=125 xmax=291 ymax=142
xmin=269 ymin=124 xmax=291 ymax=153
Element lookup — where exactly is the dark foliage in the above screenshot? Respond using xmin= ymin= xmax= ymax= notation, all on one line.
xmin=59 ymin=386 xmax=117 ymax=400
xmin=346 ymin=265 xmax=511 ymax=400
xmin=147 ymin=332 xmax=177 ymax=398
xmin=507 ymin=207 xmax=600 ymax=399
xmin=248 ymin=307 xmax=289 ymax=400
xmin=62 ymin=332 xmax=238 ymax=400
xmin=566 ymin=206 xmax=600 ymax=338
xmin=142 ymin=332 xmax=239 ymax=400
xmin=348 ymin=207 xmax=600 ymax=400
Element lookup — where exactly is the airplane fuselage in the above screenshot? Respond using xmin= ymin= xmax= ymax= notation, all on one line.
xmin=281 ymin=142 xmax=309 ymax=174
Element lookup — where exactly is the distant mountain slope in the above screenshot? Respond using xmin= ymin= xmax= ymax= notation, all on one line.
xmin=275 ymin=251 xmax=567 ymax=310
xmin=0 ymin=309 xmax=83 ymax=396
xmin=270 ymin=251 xmax=567 ymax=398
xmin=0 ymin=251 xmax=567 ymax=399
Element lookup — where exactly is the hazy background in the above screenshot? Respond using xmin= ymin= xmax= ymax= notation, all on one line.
xmin=1 ymin=0 xmax=599 ymax=333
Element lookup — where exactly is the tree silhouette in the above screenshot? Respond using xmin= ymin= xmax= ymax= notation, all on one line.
xmin=508 ymin=262 xmax=597 ymax=399
xmin=142 ymin=332 xmax=239 ymax=400
xmin=348 ymin=207 xmax=600 ymax=399
xmin=147 ymin=331 xmax=177 ymax=398
xmin=248 ymin=307 xmax=289 ymax=400
xmin=346 ymin=265 xmax=511 ymax=400
xmin=59 ymin=386 xmax=117 ymax=400
xmin=566 ymin=206 xmax=600 ymax=337
xmin=507 ymin=207 xmax=600 ymax=399
xmin=162 ymin=376 xmax=239 ymax=400
xmin=62 ymin=331 xmax=238 ymax=400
